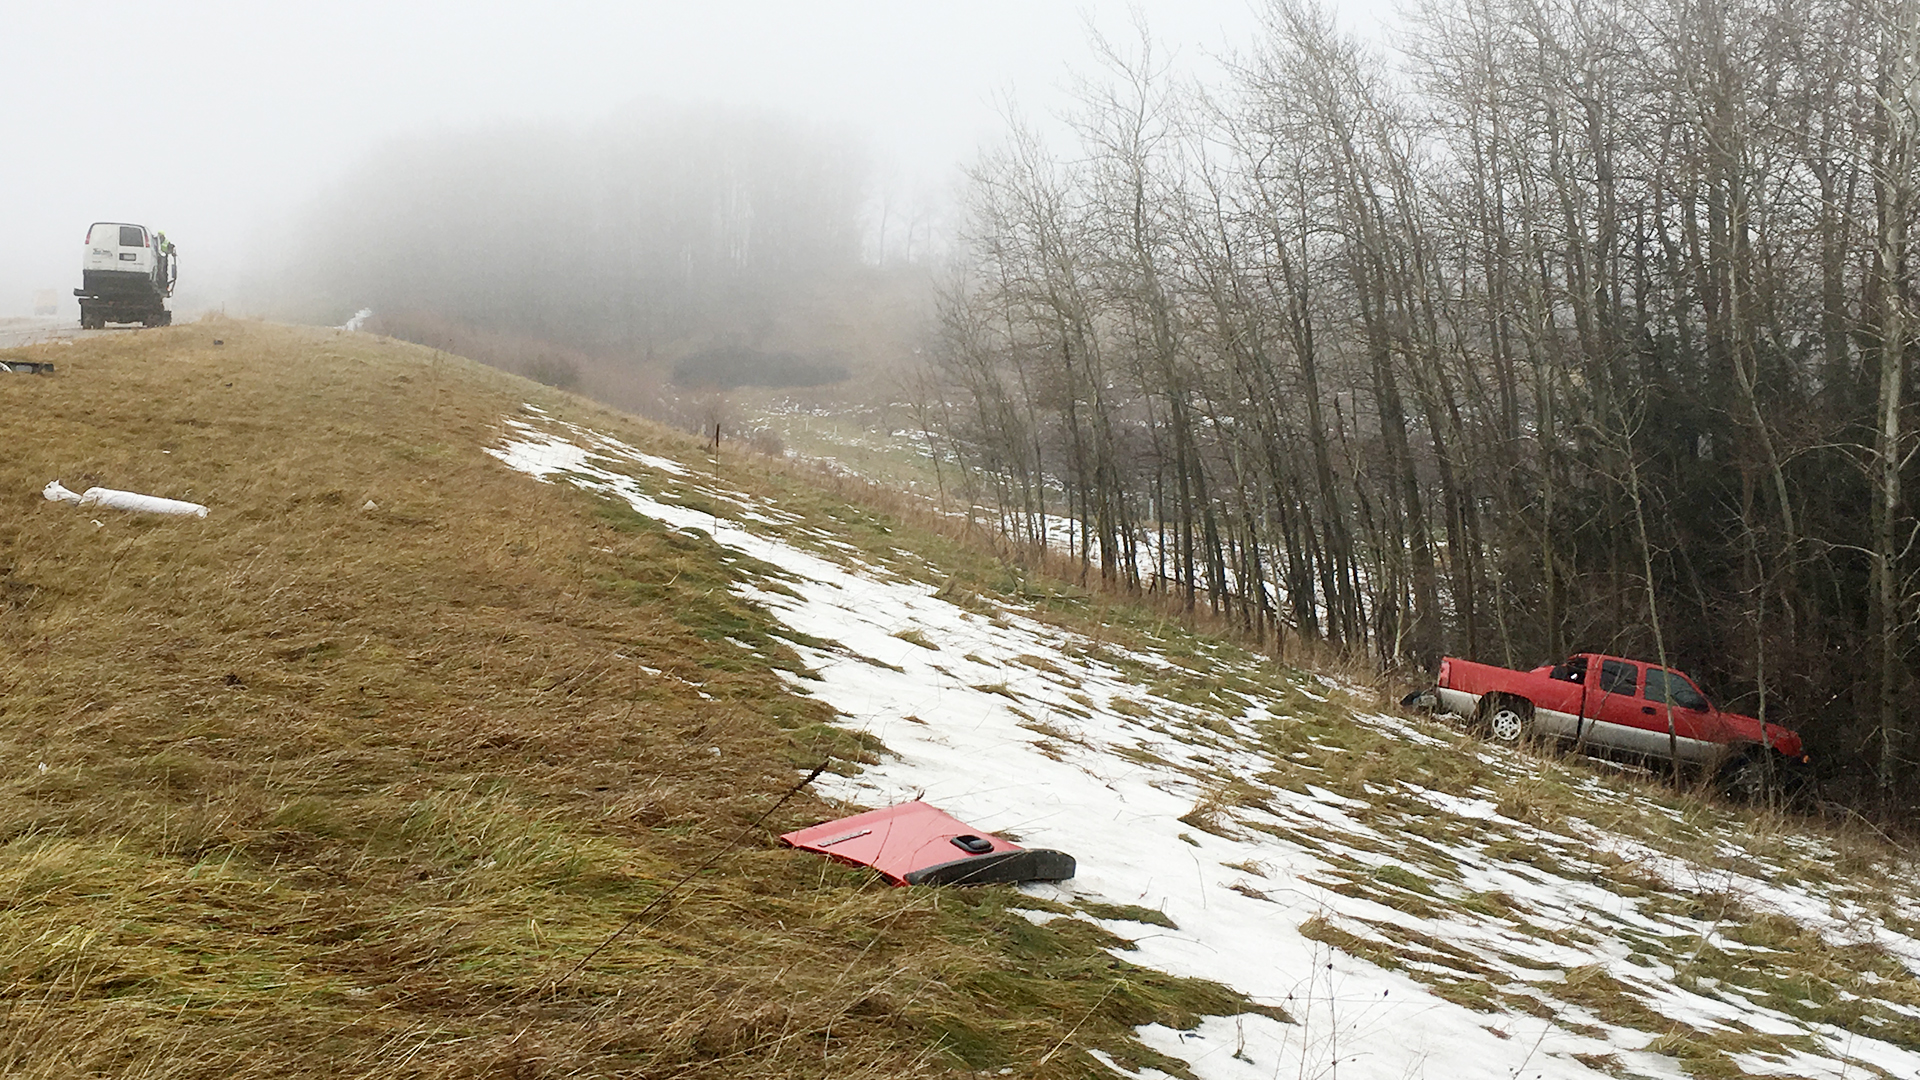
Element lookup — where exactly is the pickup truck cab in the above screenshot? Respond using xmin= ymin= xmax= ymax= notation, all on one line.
xmin=1419 ymin=653 xmax=1805 ymax=789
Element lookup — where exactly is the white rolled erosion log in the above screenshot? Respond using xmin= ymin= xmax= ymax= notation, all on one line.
xmin=43 ymin=480 xmax=208 ymax=518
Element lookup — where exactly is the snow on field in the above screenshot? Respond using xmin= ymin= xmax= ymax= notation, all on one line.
xmin=490 ymin=411 xmax=1920 ymax=1080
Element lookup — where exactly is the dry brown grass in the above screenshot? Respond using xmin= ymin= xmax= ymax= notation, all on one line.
xmin=0 ymin=321 xmax=1256 ymax=1079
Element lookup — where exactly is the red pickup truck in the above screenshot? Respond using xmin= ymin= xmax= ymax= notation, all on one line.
xmin=1408 ymin=653 xmax=1806 ymax=793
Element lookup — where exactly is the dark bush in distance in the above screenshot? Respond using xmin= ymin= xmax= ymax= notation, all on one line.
xmin=524 ymin=354 xmax=582 ymax=392
xmin=673 ymin=347 xmax=850 ymax=389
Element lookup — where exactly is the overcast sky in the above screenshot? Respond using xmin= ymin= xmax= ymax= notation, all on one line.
xmin=1 ymin=0 xmax=1392 ymax=317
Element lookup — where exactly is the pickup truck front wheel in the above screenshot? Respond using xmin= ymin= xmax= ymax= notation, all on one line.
xmin=1479 ymin=696 xmax=1533 ymax=743
xmin=1716 ymin=750 xmax=1780 ymax=802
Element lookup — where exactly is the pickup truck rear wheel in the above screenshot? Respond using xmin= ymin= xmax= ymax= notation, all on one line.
xmin=1480 ymin=696 xmax=1533 ymax=743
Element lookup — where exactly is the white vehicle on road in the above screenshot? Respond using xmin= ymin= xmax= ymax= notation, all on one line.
xmin=76 ymin=222 xmax=176 ymax=328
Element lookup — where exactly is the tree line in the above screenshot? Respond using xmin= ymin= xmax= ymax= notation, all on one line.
xmin=923 ymin=0 xmax=1920 ymax=802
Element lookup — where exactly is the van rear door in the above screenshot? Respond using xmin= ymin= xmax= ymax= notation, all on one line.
xmin=115 ymin=225 xmax=149 ymax=273
xmin=84 ymin=223 xmax=118 ymax=272
xmin=83 ymin=223 xmax=150 ymax=276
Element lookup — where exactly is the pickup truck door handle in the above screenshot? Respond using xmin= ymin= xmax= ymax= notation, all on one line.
xmin=1642 ymin=706 xmax=1656 ymax=714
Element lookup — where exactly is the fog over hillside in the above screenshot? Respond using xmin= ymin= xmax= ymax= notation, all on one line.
xmin=4 ymin=0 xmax=1368 ymax=322
xmin=276 ymin=107 xmax=875 ymax=358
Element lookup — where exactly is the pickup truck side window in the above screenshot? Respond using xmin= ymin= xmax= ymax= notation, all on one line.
xmin=1645 ymin=668 xmax=1709 ymax=710
xmin=1598 ymin=659 xmax=1639 ymax=696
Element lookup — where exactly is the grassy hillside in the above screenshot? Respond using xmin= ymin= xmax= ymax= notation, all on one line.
xmin=0 ymin=322 xmax=1251 ymax=1079
xmin=484 ymin=397 xmax=1920 ymax=1080
xmin=3 ymin=321 xmax=1918 ymax=1080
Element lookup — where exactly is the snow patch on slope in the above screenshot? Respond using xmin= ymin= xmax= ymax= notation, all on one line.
xmin=489 ymin=414 xmax=1920 ymax=1080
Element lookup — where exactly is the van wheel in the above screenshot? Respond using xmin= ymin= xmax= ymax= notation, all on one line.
xmin=1480 ymin=696 xmax=1533 ymax=743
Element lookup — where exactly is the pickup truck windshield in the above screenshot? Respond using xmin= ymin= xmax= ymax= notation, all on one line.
xmin=1645 ymin=668 xmax=1709 ymax=710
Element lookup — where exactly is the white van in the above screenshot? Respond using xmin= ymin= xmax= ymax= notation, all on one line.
xmin=76 ymin=222 xmax=176 ymax=328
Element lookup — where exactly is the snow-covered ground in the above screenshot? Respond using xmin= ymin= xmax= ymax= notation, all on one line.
xmin=490 ymin=407 xmax=1920 ymax=1080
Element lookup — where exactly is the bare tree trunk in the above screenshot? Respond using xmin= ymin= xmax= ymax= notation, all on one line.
xmin=1871 ymin=0 xmax=1917 ymax=786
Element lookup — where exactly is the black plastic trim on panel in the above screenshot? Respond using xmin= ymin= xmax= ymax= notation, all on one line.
xmin=902 ymin=848 xmax=1076 ymax=886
